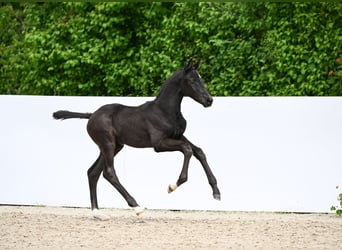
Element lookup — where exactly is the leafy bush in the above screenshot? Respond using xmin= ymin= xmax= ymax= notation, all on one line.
xmin=331 ymin=186 xmax=342 ymax=216
xmin=1 ymin=2 xmax=341 ymax=96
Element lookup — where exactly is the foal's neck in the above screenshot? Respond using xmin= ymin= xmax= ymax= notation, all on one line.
xmin=154 ymin=79 xmax=183 ymax=116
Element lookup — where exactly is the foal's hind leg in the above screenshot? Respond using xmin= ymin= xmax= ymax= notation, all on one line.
xmin=101 ymin=142 xmax=144 ymax=216
xmin=87 ymin=144 xmax=124 ymax=211
xmin=87 ymin=154 xmax=104 ymax=210
xmin=88 ymin=154 xmax=114 ymax=220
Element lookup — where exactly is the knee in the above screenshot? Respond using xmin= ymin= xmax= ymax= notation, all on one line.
xmin=183 ymin=144 xmax=193 ymax=157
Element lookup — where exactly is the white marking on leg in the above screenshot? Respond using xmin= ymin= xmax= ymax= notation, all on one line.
xmin=92 ymin=209 xmax=110 ymax=221
xmin=134 ymin=206 xmax=144 ymax=216
xmin=167 ymin=183 xmax=178 ymax=193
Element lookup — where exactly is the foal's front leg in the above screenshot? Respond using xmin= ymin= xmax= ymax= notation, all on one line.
xmin=155 ymin=136 xmax=221 ymax=201
xmin=154 ymin=137 xmax=193 ymax=193
xmin=185 ymin=138 xmax=221 ymax=200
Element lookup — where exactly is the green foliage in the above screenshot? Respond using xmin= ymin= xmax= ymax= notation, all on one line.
xmin=20 ymin=3 xmax=152 ymax=95
xmin=260 ymin=3 xmax=342 ymax=95
xmin=331 ymin=186 xmax=342 ymax=216
xmin=1 ymin=2 xmax=341 ymax=96
xmin=0 ymin=3 xmax=25 ymax=94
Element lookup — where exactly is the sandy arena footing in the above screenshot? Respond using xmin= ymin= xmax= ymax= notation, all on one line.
xmin=1 ymin=205 xmax=342 ymax=249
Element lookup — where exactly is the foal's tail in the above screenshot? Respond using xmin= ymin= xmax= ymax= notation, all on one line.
xmin=53 ymin=110 xmax=92 ymax=120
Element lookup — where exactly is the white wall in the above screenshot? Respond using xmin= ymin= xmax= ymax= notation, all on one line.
xmin=0 ymin=95 xmax=341 ymax=212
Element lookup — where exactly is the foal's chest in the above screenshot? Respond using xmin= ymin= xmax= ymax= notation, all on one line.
xmin=168 ymin=112 xmax=186 ymax=139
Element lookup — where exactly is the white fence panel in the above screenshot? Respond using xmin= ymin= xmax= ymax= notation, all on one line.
xmin=0 ymin=95 xmax=341 ymax=212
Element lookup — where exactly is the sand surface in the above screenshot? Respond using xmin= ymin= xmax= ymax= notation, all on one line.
xmin=1 ymin=205 xmax=342 ymax=249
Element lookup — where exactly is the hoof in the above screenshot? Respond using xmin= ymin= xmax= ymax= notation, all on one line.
xmin=213 ymin=193 xmax=221 ymax=201
xmin=134 ymin=206 xmax=144 ymax=216
xmin=92 ymin=209 xmax=111 ymax=221
xmin=167 ymin=183 xmax=178 ymax=193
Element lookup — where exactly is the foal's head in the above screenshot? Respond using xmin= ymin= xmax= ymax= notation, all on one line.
xmin=181 ymin=59 xmax=213 ymax=107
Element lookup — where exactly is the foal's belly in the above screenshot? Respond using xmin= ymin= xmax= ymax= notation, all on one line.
xmin=114 ymin=118 xmax=154 ymax=148
xmin=117 ymin=131 xmax=153 ymax=148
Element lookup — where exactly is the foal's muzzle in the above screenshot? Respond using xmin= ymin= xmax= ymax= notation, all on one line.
xmin=203 ymin=96 xmax=213 ymax=107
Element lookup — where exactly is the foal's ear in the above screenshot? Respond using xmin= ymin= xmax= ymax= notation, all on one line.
xmin=184 ymin=59 xmax=194 ymax=73
xmin=194 ymin=60 xmax=201 ymax=70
